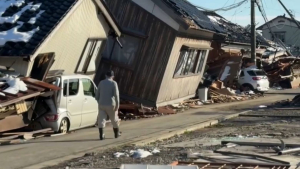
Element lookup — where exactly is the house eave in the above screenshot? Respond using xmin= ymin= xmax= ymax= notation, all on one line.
xmin=94 ymin=0 xmax=121 ymax=37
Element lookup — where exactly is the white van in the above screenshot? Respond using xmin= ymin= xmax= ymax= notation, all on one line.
xmin=34 ymin=74 xmax=98 ymax=133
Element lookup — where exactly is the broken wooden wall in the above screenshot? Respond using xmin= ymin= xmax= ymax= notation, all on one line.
xmin=96 ymin=0 xmax=177 ymax=106
xmin=156 ymin=37 xmax=211 ymax=106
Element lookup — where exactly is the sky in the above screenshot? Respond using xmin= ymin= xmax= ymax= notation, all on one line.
xmin=188 ymin=0 xmax=300 ymax=27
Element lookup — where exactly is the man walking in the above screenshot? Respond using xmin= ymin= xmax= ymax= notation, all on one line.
xmin=95 ymin=70 xmax=121 ymax=140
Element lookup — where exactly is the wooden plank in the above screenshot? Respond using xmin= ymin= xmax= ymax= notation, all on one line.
xmin=15 ymin=100 xmax=28 ymax=114
xmin=221 ymin=140 xmax=300 ymax=148
xmin=214 ymin=150 xmax=290 ymax=165
xmin=0 ymin=92 xmax=41 ymax=108
xmin=21 ymin=77 xmax=61 ymax=91
xmin=23 ymin=128 xmax=52 ymax=140
xmin=0 ymin=135 xmax=19 ymax=140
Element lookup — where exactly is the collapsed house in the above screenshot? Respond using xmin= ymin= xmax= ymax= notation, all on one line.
xmin=0 ymin=0 xmax=120 ymax=78
xmin=95 ymin=0 xmax=233 ymax=107
xmin=203 ymin=12 xmax=270 ymax=87
xmin=0 ymin=0 xmax=122 ymax=132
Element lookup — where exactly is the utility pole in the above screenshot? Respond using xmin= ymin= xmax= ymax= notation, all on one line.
xmin=278 ymin=0 xmax=300 ymax=29
xmin=251 ymin=0 xmax=256 ymax=65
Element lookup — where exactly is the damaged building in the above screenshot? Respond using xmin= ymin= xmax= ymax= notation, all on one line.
xmin=95 ymin=0 xmax=231 ymax=107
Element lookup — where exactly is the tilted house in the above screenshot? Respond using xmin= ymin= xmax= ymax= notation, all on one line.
xmin=96 ymin=0 xmax=229 ymax=107
xmin=0 ymin=0 xmax=120 ymax=78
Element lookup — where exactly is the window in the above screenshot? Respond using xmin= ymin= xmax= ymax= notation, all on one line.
xmin=76 ymin=39 xmax=103 ymax=74
xmin=247 ymin=70 xmax=266 ymax=76
xmin=174 ymin=48 xmax=207 ymax=77
xmin=197 ymin=51 xmax=207 ymax=73
xmin=63 ymin=80 xmax=68 ymax=96
xmin=272 ymin=32 xmax=286 ymax=42
xmin=82 ymin=79 xmax=95 ymax=97
xmin=63 ymin=79 xmax=79 ymax=96
xmin=240 ymin=71 xmax=245 ymax=77
xmin=103 ymin=35 xmax=140 ymax=66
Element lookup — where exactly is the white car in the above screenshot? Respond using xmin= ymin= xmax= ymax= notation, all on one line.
xmin=238 ymin=67 xmax=270 ymax=93
xmin=34 ymin=74 xmax=98 ymax=133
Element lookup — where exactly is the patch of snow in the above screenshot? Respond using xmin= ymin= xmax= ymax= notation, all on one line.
xmin=28 ymin=10 xmax=44 ymax=24
xmin=130 ymin=149 xmax=152 ymax=159
xmin=0 ymin=2 xmax=33 ymax=24
xmin=0 ymin=92 xmax=5 ymax=96
xmin=220 ymin=66 xmax=231 ymax=81
xmin=258 ymin=105 xmax=267 ymax=108
xmin=151 ymin=148 xmax=160 ymax=154
xmin=113 ymin=152 xmax=126 ymax=158
xmin=13 ymin=0 xmax=25 ymax=7
xmin=208 ymin=15 xmax=221 ymax=24
xmin=30 ymin=3 xmax=42 ymax=11
xmin=0 ymin=1 xmax=44 ymax=45
xmin=0 ymin=22 xmax=40 ymax=46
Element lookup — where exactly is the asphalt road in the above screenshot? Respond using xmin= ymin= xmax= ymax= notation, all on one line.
xmin=0 ymin=90 xmax=298 ymax=169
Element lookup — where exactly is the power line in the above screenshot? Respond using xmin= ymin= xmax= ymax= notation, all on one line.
xmin=256 ymin=0 xmax=289 ymax=52
xmin=194 ymin=0 xmax=249 ymax=12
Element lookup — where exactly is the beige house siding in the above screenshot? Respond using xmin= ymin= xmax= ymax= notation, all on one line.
xmin=156 ymin=37 xmax=210 ymax=106
xmin=0 ymin=0 xmax=110 ymax=77
xmin=36 ymin=0 xmax=109 ymax=77
xmin=0 ymin=57 xmax=28 ymax=75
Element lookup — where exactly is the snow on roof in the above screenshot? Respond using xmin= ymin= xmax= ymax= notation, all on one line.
xmin=0 ymin=0 xmax=43 ymax=46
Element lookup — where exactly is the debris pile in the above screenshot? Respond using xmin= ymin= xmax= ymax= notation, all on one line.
xmin=118 ymin=101 xmax=176 ymax=120
xmin=262 ymin=49 xmax=300 ymax=88
xmin=208 ymin=80 xmax=261 ymax=104
xmin=273 ymin=94 xmax=300 ymax=108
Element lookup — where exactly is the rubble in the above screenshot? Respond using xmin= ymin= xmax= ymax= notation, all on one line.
xmin=44 ymin=109 xmax=300 ymax=169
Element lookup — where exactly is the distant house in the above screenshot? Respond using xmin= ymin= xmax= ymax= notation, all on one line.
xmin=95 ymin=0 xmax=229 ymax=107
xmin=257 ymin=15 xmax=300 ymax=55
xmin=0 ymin=0 xmax=120 ymax=78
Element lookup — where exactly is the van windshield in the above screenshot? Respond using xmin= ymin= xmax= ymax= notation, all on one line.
xmin=247 ymin=70 xmax=266 ymax=76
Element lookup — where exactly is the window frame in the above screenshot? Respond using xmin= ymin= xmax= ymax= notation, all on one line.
xmin=173 ymin=47 xmax=208 ymax=78
xmin=272 ymin=32 xmax=286 ymax=43
xmin=63 ymin=79 xmax=80 ymax=97
xmin=101 ymin=34 xmax=141 ymax=70
xmin=81 ymin=78 xmax=96 ymax=97
xmin=75 ymin=38 xmax=105 ymax=75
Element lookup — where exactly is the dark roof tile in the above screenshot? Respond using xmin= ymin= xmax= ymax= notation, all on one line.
xmin=0 ymin=0 xmax=78 ymax=57
xmin=205 ymin=12 xmax=269 ymax=46
xmin=163 ymin=0 xmax=226 ymax=33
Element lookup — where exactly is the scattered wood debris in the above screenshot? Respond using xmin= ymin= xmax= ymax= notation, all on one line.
xmin=0 ymin=128 xmax=57 ymax=145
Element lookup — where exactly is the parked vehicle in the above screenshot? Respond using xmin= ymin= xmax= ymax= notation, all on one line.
xmin=34 ymin=74 xmax=98 ymax=133
xmin=238 ymin=67 xmax=270 ymax=92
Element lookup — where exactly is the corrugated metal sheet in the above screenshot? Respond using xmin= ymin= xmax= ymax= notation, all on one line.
xmin=97 ymin=0 xmax=177 ymax=106
xmin=157 ymin=37 xmax=211 ymax=105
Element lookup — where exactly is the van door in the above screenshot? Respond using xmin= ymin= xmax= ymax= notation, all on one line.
xmin=80 ymin=78 xmax=98 ymax=127
xmin=65 ymin=79 xmax=83 ymax=129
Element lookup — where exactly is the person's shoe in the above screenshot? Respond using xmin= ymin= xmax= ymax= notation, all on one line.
xmin=99 ymin=128 xmax=105 ymax=140
xmin=113 ymin=128 xmax=121 ymax=138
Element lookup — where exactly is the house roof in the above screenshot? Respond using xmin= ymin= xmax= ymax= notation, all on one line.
xmin=161 ymin=0 xmax=269 ymax=46
xmin=162 ymin=0 xmax=226 ymax=34
xmin=257 ymin=15 xmax=300 ymax=30
xmin=205 ymin=12 xmax=270 ymax=46
xmin=0 ymin=0 xmax=120 ymax=57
